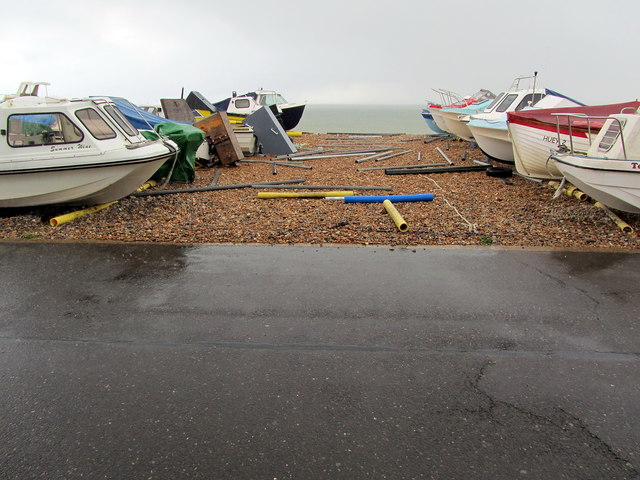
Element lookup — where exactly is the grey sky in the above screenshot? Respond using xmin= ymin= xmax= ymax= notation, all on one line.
xmin=2 ymin=0 xmax=638 ymax=106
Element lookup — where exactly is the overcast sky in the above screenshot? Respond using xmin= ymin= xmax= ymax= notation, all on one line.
xmin=2 ymin=0 xmax=639 ymax=107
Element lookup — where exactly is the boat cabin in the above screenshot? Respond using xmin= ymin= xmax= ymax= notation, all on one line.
xmin=228 ymin=90 xmax=290 ymax=114
xmin=555 ymin=111 xmax=640 ymax=160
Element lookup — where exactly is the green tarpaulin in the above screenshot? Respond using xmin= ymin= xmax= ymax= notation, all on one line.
xmin=141 ymin=123 xmax=205 ymax=183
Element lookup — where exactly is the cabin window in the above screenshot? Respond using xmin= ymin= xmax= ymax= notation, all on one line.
xmin=7 ymin=113 xmax=83 ymax=147
xmin=234 ymin=99 xmax=251 ymax=109
xmin=515 ymin=93 xmax=545 ymax=111
xmin=597 ymin=119 xmax=624 ymax=153
xmin=258 ymin=94 xmax=287 ymax=106
xmin=76 ymin=108 xmax=116 ymax=140
xmin=103 ymin=105 xmax=139 ymax=137
xmin=495 ymin=94 xmax=518 ymax=112
xmin=484 ymin=92 xmax=505 ymax=111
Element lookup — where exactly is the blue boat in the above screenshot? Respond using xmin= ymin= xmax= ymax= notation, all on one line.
xmin=421 ymin=107 xmax=447 ymax=135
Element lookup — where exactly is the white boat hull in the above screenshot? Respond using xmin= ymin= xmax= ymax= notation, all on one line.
xmin=0 ymin=146 xmax=174 ymax=208
xmin=439 ymin=111 xmax=474 ymax=141
xmin=430 ymin=109 xmax=450 ymax=134
xmin=510 ymin=122 xmax=594 ymax=180
xmin=552 ymin=155 xmax=640 ymax=213
xmin=467 ymin=124 xmax=514 ymax=162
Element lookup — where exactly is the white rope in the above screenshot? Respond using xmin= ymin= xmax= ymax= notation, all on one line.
xmin=425 ymin=177 xmax=478 ymax=233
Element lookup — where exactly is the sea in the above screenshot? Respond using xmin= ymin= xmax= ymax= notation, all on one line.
xmin=295 ymin=104 xmax=428 ymax=135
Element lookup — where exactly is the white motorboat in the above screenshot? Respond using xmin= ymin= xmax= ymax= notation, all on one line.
xmin=467 ymin=74 xmax=584 ymax=162
xmin=422 ymin=89 xmax=464 ymax=135
xmin=551 ymin=109 xmax=640 ymax=213
xmin=212 ymin=89 xmax=305 ymax=131
xmin=437 ymin=90 xmax=497 ymax=141
xmin=0 ymin=82 xmax=178 ymax=208
xmin=509 ymin=101 xmax=640 ymax=180
xmin=424 ymin=88 xmax=495 ymax=137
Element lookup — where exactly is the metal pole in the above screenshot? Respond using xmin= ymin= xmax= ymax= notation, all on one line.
xmin=374 ymin=150 xmax=414 ymax=162
xmin=436 ymin=147 xmax=454 ymax=165
xmin=385 ymin=165 xmax=487 ymax=175
xmin=358 ymin=163 xmax=447 ymax=172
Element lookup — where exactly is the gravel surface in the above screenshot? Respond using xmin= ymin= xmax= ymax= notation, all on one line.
xmin=1 ymin=133 xmax=639 ymax=249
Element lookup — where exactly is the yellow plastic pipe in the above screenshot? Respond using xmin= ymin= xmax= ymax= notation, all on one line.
xmin=564 ymin=185 xmax=589 ymax=202
xmin=257 ymin=191 xmax=354 ymax=199
xmin=382 ymin=199 xmax=409 ymax=232
xmin=286 ymin=131 xmax=302 ymax=137
xmin=50 ymin=180 xmax=157 ymax=227
xmin=50 ymin=202 xmax=116 ymax=227
xmin=594 ymin=202 xmax=634 ymax=233
xmin=548 ymin=181 xmax=589 ymax=201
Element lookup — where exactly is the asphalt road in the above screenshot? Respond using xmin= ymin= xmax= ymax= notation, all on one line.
xmin=0 ymin=242 xmax=639 ymax=479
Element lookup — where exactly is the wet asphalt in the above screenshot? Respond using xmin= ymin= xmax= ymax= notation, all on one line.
xmin=0 ymin=242 xmax=639 ymax=479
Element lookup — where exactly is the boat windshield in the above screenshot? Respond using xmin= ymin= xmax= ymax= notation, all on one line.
xmin=103 ymin=105 xmax=139 ymax=137
xmin=469 ymin=89 xmax=496 ymax=103
xmin=76 ymin=108 xmax=117 ymax=140
xmin=7 ymin=112 xmax=83 ymax=147
xmin=515 ymin=93 xmax=545 ymax=111
xmin=484 ymin=93 xmax=505 ymax=112
xmin=495 ymin=94 xmax=518 ymax=113
xmin=258 ymin=94 xmax=287 ymax=106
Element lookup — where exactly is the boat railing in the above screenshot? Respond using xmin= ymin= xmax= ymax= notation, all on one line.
xmin=508 ymin=72 xmax=537 ymax=92
xmin=551 ymin=113 xmax=627 ymax=159
xmin=432 ymin=88 xmax=463 ymax=106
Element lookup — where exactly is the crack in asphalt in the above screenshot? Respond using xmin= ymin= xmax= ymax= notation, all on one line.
xmin=463 ymin=360 xmax=640 ymax=477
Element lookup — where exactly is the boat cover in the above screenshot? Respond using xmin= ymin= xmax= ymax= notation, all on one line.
xmin=109 ymin=97 xmax=188 ymax=130
xmin=507 ymin=101 xmax=640 ymax=129
xmin=441 ymin=99 xmax=494 ymax=115
xmin=141 ymin=123 xmax=205 ymax=183
xmin=468 ymin=118 xmax=507 ymax=130
xmin=543 ymin=89 xmax=586 ymax=107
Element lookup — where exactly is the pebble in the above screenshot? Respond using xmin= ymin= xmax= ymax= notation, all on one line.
xmin=0 ymin=134 xmax=638 ymax=249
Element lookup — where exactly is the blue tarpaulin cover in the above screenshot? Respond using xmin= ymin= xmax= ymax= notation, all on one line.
xmin=108 ymin=97 xmax=189 ymax=130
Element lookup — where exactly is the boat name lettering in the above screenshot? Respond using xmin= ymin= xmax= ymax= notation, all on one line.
xmin=632 ymin=162 xmax=639 ymax=169
xmin=50 ymin=145 xmax=74 ymax=152
xmin=49 ymin=144 xmax=93 ymax=152
xmin=542 ymin=135 xmax=566 ymax=145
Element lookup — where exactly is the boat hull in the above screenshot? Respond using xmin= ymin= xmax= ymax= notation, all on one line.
xmin=467 ymin=123 xmax=514 ymax=162
xmin=0 ymin=147 xmax=175 ymax=208
xmin=225 ymin=104 xmax=305 ymax=131
xmin=421 ymin=109 xmax=446 ymax=135
xmin=509 ymin=122 xmax=593 ymax=180
xmin=552 ymin=154 xmax=640 ymax=213
xmin=508 ymin=101 xmax=640 ymax=180
xmin=439 ymin=110 xmax=474 ymax=141
xmin=430 ymin=109 xmax=450 ymax=134
xmin=279 ymin=104 xmax=306 ymax=131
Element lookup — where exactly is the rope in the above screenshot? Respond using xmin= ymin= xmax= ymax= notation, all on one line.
xmin=425 ymin=177 xmax=478 ymax=233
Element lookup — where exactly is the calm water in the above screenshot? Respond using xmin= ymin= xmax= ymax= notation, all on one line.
xmin=295 ymin=104 xmax=428 ymax=135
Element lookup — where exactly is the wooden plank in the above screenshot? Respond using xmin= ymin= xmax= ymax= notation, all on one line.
xmin=193 ymin=111 xmax=244 ymax=165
